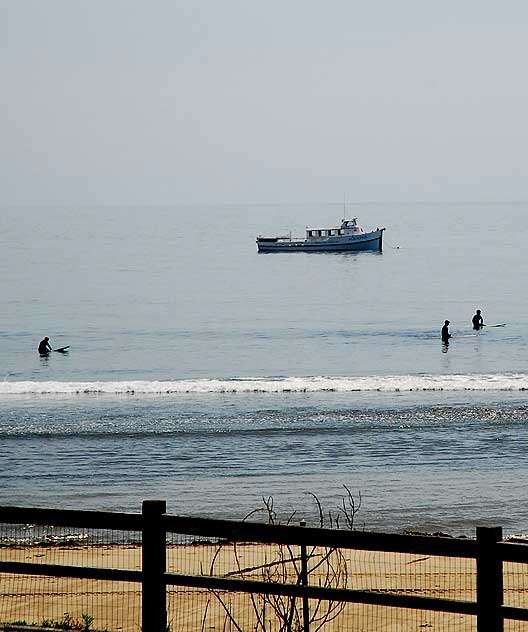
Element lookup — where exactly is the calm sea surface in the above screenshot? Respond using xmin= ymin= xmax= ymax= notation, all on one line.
xmin=2 ymin=202 xmax=528 ymax=535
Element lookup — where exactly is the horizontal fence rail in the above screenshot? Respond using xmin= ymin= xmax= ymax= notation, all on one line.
xmin=162 ymin=514 xmax=481 ymax=557
xmin=163 ymin=572 xmax=480 ymax=615
xmin=1 ymin=500 xmax=528 ymax=632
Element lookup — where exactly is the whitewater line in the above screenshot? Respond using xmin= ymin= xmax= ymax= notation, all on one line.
xmin=1 ymin=374 xmax=528 ymax=395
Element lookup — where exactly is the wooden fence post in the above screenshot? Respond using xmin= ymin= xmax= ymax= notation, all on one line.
xmin=300 ymin=520 xmax=310 ymax=632
xmin=476 ymin=526 xmax=503 ymax=632
xmin=142 ymin=500 xmax=167 ymax=632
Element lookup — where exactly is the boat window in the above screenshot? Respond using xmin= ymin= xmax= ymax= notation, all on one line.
xmin=338 ymin=229 xmax=344 ymax=235
xmin=330 ymin=230 xmax=337 ymax=236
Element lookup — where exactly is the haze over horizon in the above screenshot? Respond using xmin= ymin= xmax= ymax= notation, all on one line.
xmin=2 ymin=0 xmax=528 ymax=206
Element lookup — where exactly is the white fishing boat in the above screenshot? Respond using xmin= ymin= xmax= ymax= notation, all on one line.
xmin=256 ymin=217 xmax=385 ymax=253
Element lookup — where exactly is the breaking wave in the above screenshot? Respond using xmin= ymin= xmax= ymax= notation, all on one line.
xmin=2 ymin=373 xmax=528 ymax=395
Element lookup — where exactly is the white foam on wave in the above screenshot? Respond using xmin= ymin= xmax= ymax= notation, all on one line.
xmin=2 ymin=374 xmax=528 ymax=395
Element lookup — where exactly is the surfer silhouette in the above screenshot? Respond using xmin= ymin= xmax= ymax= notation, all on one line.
xmin=441 ymin=320 xmax=451 ymax=343
xmin=472 ymin=309 xmax=484 ymax=330
xmin=38 ymin=337 xmax=52 ymax=354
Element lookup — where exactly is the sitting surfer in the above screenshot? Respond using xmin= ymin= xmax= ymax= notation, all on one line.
xmin=38 ymin=336 xmax=52 ymax=354
xmin=472 ymin=309 xmax=484 ymax=330
xmin=441 ymin=320 xmax=451 ymax=343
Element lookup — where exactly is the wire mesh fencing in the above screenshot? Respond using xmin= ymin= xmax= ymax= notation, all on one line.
xmin=164 ymin=533 xmax=479 ymax=631
xmin=1 ymin=503 xmax=528 ymax=632
xmin=0 ymin=521 xmax=142 ymax=631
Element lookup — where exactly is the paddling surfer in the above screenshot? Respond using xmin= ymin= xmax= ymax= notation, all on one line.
xmin=441 ymin=320 xmax=451 ymax=343
xmin=472 ymin=309 xmax=484 ymax=330
xmin=38 ymin=336 xmax=52 ymax=354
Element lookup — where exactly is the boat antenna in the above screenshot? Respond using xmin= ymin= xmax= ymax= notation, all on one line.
xmin=343 ymin=193 xmax=346 ymax=220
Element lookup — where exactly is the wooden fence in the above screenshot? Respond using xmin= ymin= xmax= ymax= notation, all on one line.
xmin=1 ymin=500 xmax=528 ymax=632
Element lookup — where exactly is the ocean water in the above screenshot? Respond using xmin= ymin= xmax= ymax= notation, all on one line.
xmin=2 ymin=202 xmax=528 ymax=535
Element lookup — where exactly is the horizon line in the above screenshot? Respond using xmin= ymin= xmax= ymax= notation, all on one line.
xmin=2 ymin=199 xmax=528 ymax=209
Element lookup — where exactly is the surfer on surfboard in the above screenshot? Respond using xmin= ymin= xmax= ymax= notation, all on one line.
xmin=38 ymin=337 xmax=70 ymax=354
xmin=38 ymin=337 xmax=52 ymax=354
xmin=472 ymin=309 xmax=484 ymax=330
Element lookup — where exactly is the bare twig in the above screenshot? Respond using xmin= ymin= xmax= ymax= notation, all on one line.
xmin=309 ymin=492 xmax=324 ymax=528
xmin=202 ymin=488 xmax=360 ymax=631
xmin=210 ymin=590 xmax=245 ymax=632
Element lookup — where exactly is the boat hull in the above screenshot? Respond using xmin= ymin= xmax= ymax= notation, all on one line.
xmin=257 ymin=229 xmax=384 ymax=253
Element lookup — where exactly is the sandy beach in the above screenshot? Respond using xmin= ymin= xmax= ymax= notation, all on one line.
xmin=2 ymin=541 xmax=527 ymax=631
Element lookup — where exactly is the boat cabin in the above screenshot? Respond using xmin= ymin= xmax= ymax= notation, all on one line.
xmin=305 ymin=218 xmax=365 ymax=240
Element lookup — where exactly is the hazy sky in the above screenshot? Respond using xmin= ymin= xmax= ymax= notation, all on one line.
xmin=2 ymin=0 xmax=528 ymax=204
